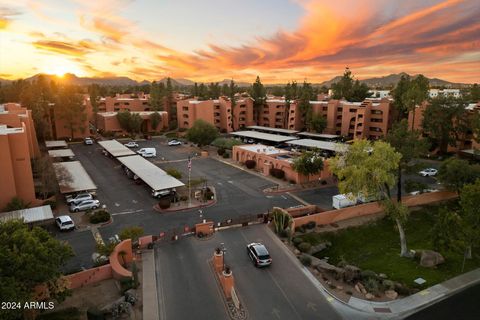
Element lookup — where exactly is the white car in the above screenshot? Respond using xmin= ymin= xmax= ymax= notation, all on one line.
xmin=124 ymin=141 xmax=139 ymax=148
xmin=65 ymin=192 xmax=93 ymax=205
xmin=168 ymin=140 xmax=182 ymax=146
xmin=69 ymin=199 xmax=100 ymax=212
xmin=55 ymin=215 xmax=75 ymax=231
xmin=410 ymin=189 xmax=440 ymax=195
xmin=247 ymin=242 xmax=272 ymax=267
xmin=84 ymin=137 xmax=94 ymax=145
xmin=419 ymin=168 xmax=438 ymax=177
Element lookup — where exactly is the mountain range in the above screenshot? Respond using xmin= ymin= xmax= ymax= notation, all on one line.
xmin=0 ymin=72 xmax=470 ymax=88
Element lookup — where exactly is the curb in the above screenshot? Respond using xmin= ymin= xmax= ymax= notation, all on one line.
xmin=154 ymin=199 xmax=217 ymax=213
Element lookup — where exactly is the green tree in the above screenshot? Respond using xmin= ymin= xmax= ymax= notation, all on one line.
xmin=130 ymin=113 xmax=143 ymax=134
xmin=391 ymin=74 xmax=411 ymax=120
xmin=422 ymin=96 xmax=469 ymax=154
xmin=298 ymin=81 xmax=315 ymax=130
xmin=165 ymin=78 xmax=174 ymax=121
xmin=250 ymin=76 xmax=266 ymax=124
xmin=165 ymin=168 xmax=182 ymax=179
xmin=459 ymin=180 xmax=480 ymax=259
xmin=56 ymin=86 xmax=86 ymax=140
xmin=117 ymin=110 xmax=132 ymax=132
xmin=119 ymin=226 xmax=144 ymax=243
xmin=198 ymin=83 xmax=208 ymax=100
xmin=33 ymin=155 xmax=59 ymax=200
xmin=150 ymin=81 xmax=165 ymax=111
xmin=387 ymin=119 xmax=429 ymax=201
xmin=437 ymin=157 xmax=480 ymax=194
xmin=402 ymin=75 xmax=429 ymax=130
xmin=150 ymin=111 xmax=162 ymax=132
xmin=208 ymin=82 xmax=220 ymax=99
xmin=332 ymin=68 xmax=354 ymax=100
xmin=291 ymin=149 xmax=324 ymax=179
xmin=309 ymin=114 xmax=327 ymax=133
xmin=350 ymin=80 xmax=370 ymax=102
xmin=88 ymin=84 xmax=100 ymax=129
xmin=3 ymin=197 xmax=29 ymax=212
xmin=329 ymin=140 xmax=411 ymax=256
xmin=186 ymin=119 xmax=219 ymax=147
xmin=431 ymin=208 xmax=463 ymax=253
xmin=467 ymin=83 xmax=480 ymax=103
xmin=0 ymin=220 xmax=74 ymax=320
xmin=229 ymin=80 xmax=237 ymax=129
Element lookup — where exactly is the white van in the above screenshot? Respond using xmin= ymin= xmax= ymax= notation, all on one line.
xmin=137 ymin=148 xmax=156 ymax=158
xmin=332 ymin=194 xmax=357 ymax=209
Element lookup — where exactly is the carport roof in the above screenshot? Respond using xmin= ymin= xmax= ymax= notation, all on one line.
xmin=246 ymin=126 xmax=299 ymax=134
xmin=286 ymin=139 xmax=349 ymax=152
xmin=45 ymin=140 xmax=68 ymax=148
xmin=48 ymin=148 xmax=75 ymax=158
xmin=98 ymin=140 xmax=136 ymax=157
xmin=297 ymin=132 xmax=341 ymax=140
xmin=117 ymin=155 xmax=185 ymax=191
xmin=0 ymin=205 xmax=54 ymax=224
xmin=53 ymin=161 xmax=97 ymax=194
xmin=231 ymin=131 xmax=297 ymax=143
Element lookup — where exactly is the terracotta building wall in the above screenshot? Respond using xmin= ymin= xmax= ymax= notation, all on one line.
xmin=1 ymin=104 xmax=40 ymax=158
xmin=232 ymin=98 xmax=254 ymax=130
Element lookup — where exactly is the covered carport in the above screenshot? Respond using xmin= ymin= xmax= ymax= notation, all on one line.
xmin=116 ymin=155 xmax=184 ymax=194
xmin=0 ymin=205 xmax=54 ymax=226
xmin=98 ymin=140 xmax=136 ymax=158
xmin=53 ymin=161 xmax=97 ymax=195
xmin=246 ymin=125 xmax=299 ymax=136
xmin=45 ymin=140 xmax=68 ymax=149
xmin=286 ymin=139 xmax=349 ymax=155
xmin=48 ymin=148 xmax=75 ymax=161
xmin=230 ymin=131 xmax=297 ymax=145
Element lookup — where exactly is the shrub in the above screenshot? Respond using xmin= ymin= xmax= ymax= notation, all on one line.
xmin=179 ymin=195 xmax=188 ymax=201
xmin=203 ymin=188 xmax=214 ymax=201
xmin=245 ymin=160 xmax=256 ymax=169
xmin=217 ymin=148 xmax=226 ymax=156
xmin=364 ymin=278 xmax=382 ymax=296
xmin=382 ymin=279 xmax=395 ymax=290
xmin=211 ymin=137 xmax=243 ymax=149
xmin=269 ymin=168 xmax=285 ymax=179
xmin=279 ymin=229 xmax=290 ymax=238
xmin=298 ymin=242 xmax=312 ymax=253
xmin=222 ymin=152 xmax=230 ymax=158
xmin=119 ymin=277 xmax=135 ymax=293
xmin=300 ymin=255 xmax=312 ymax=266
xmin=166 ymin=168 xmax=182 ymax=179
xmin=360 ymin=270 xmax=378 ymax=280
xmin=295 ymin=226 xmax=306 ymax=233
xmin=89 ymin=210 xmax=110 ymax=224
xmin=37 ymin=307 xmax=82 ymax=320
xmin=305 ymin=221 xmax=316 ymax=229
xmin=292 ymin=237 xmax=303 ymax=246
xmin=158 ymin=198 xmax=171 ymax=209
xmin=119 ymin=226 xmax=144 ymax=242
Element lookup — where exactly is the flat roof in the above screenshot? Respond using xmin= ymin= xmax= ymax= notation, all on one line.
xmin=286 ymin=139 xmax=349 ymax=152
xmin=238 ymin=144 xmax=289 ymax=155
xmin=45 ymin=140 xmax=68 ymax=148
xmin=98 ymin=140 xmax=136 ymax=157
xmin=231 ymin=131 xmax=297 ymax=143
xmin=246 ymin=126 xmax=299 ymax=134
xmin=297 ymin=132 xmax=341 ymax=139
xmin=0 ymin=205 xmax=54 ymax=224
xmin=53 ymin=161 xmax=97 ymax=194
xmin=48 ymin=149 xmax=75 ymax=158
xmin=117 ymin=155 xmax=185 ymax=191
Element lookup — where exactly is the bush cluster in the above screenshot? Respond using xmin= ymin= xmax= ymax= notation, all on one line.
xmin=158 ymin=198 xmax=171 ymax=209
xmin=217 ymin=147 xmax=226 ymax=156
xmin=89 ymin=210 xmax=110 ymax=224
xmin=305 ymin=221 xmax=316 ymax=229
xmin=269 ymin=168 xmax=285 ymax=179
xmin=222 ymin=152 xmax=230 ymax=158
xmin=298 ymin=242 xmax=312 ymax=253
xmin=300 ymin=255 xmax=312 ymax=266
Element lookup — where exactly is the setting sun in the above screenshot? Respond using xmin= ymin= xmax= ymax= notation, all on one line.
xmin=40 ymin=59 xmax=85 ymax=77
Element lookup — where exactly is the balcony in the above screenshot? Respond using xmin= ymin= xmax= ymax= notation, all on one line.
xmin=214 ymin=112 xmax=221 ymax=117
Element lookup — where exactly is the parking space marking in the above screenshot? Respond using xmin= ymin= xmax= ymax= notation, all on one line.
xmin=217 ymin=182 xmax=223 ymax=185
xmin=228 ymin=180 xmax=234 ymax=184
xmin=111 ymin=209 xmax=144 ymax=216
xmin=114 ymin=202 xmax=120 ymax=207
xmin=281 ymin=195 xmax=287 ymax=199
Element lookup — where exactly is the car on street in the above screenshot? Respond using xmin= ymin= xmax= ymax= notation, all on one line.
xmin=168 ymin=139 xmax=182 ymax=146
xmin=247 ymin=242 xmax=272 ymax=267
xmin=84 ymin=137 xmax=94 ymax=145
xmin=65 ymin=192 xmax=93 ymax=205
xmin=137 ymin=147 xmax=156 ymax=158
xmin=124 ymin=141 xmax=139 ymax=148
xmin=69 ymin=199 xmax=100 ymax=212
xmin=419 ymin=168 xmax=438 ymax=177
xmin=55 ymin=215 xmax=75 ymax=231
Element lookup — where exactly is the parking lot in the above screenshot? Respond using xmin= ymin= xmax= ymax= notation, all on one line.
xmin=154 ymin=224 xmax=342 ymax=320
xmin=58 ymin=138 xmax=300 ymax=269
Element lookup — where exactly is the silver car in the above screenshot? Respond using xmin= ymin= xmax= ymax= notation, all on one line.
xmin=247 ymin=242 xmax=272 ymax=267
xmin=69 ymin=199 xmax=100 ymax=212
xmin=66 ymin=192 xmax=93 ymax=205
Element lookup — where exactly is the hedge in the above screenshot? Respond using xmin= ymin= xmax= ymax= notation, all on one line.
xmin=89 ymin=210 xmax=110 ymax=224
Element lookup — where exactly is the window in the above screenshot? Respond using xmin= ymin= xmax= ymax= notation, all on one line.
xmin=323 ymin=107 xmax=328 ymax=111
xmin=358 ymin=114 xmax=363 ymax=118
xmin=124 ymin=102 xmax=130 ymax=106
xmin=114 ymin=102 xmax=120 ymax=106
xmin=240 ymin=104 xmax=246 ymax=108
xmin=183 ymin=114 xmax=189 ymax=118
xmin=183 ymin=121 xmax=189 ymax=126
xmin=182 ymin=107 xmax=188 ymax=111
xmin=337 ymin=107 xmax=342 ymax=112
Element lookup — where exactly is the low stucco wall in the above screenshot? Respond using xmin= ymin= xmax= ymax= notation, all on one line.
xmin=109 ymin=239 xmax=133 ymax=279
xmin=293 ymin=191 xmax=458 ymax=229
xmin=286 ymin=205 xmax=318 ymax=218
xmin=65 ymin=264 xmax=113 ymax=289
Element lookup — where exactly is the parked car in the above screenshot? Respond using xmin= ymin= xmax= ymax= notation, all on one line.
xmin=410 ymin=188 xmax=440 ymax=195
xmin=124 ymin=141 xmax=139 ymax=148
xmin=69 ymin=199 xmax=100 ymax=212
xmin=55 ymin=215 xmax=75 ymax=231
xmin=419 ymin=168 xmax=438 ymax=177
xmin=65 ymin=192 xmax=93 ymax=205
xmin=137 ymin=148 xmax=156 ymax=158
xmin=247 ymin=242 xmax=272 ymax=267
xmin=84 ymin=137 xmax=94 ymax=145
xmin=168 ymin=139 xmax=182 ymax=146
xmin=152 ymin=188 xmax=176 ymax=198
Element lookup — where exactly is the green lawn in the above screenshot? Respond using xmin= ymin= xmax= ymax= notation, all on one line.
xmin=300 ymin=202 xmax=480 ymax=289
xmin=36 ymin=308 xmax=81 ymax=320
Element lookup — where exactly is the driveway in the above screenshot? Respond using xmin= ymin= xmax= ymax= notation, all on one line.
xmin=154 ymin=224 xmax=342 ymax=320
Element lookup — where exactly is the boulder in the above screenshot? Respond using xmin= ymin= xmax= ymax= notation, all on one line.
xmin=294 ymin=249 xmax=301 ymax=256
xmin=310 ymin=241 xmax=331 ymax=255
xmin=419 ymin=250 xmax=445 ymax=268
xmin=365 ymin=293 xmax=374 ymax=300
xmin=355 ymin=282 xmax=367 ymax=295
xmin=385 ymin=290 xmax=398 ymax=300
xmin=315 ymin=258 xmax=343 ymax=275
xmin=336 ymin=285 xmax=344 ymax=290
xmin=343 ymin=265 xmax=361 ymax=283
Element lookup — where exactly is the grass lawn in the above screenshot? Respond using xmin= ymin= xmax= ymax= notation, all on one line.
xmin=300 ymin=201 xmax=480 ymax=289
xmin=36 ymin=307 xmax=81 ymax=320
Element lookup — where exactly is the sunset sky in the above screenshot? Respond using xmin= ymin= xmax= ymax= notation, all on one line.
xmin=0 ymin=0 xmax=479 ymax=83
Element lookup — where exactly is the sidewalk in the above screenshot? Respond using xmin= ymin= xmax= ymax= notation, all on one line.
xmin=142 ymin=250 xmax=160 ymax=320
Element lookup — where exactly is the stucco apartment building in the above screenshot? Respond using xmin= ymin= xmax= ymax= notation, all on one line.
xmin=177 ymin=97 xmax=255 ymax=132
xmin=48 ymin=102 xmax=90 ymax=140
xmin=0 ymin=103 xmax=41 ymax=209
xmin=95 ymin=111 xmax=169 ymax=134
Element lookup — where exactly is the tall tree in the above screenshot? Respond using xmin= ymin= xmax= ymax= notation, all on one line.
xmin=391 ymin=75 xmax=411 ymax=120
xmin=332 ymin=68 xmax=354 ymax=100
xmin=437 ymin=157 xmax=480 ymax=194
xmin=149 ymin=81 xmax=165 ymax=111
xmin=165 ymin=77 xmax=174 ymax=121
xmin=150 ymin=111 xmax=162 ymax=132
xmin=467 ymin=83 xmax=480 ymax=103
xmin=387 ymin=119 xmax=429 ymax=201
xmin=208 ymin=82 xmax=220 ymax=99
xmin=229 ymin=80 xmax=238 ymax=129
xmin=422 ymin=96 xmax=469 ymax=154
xmin=186 ymin=119 xmax=219 ymax=147
xmin=198 ymin=83 xmax=208 ymax=100
xmin=350 ymin=79 xmax=370 ymax=102
xmin=56 ymin=85 xmax=86 ymax=140
xmin=309 ymin=114 xmax=327 ymax=133
xmin=459 ymin=180 xmax=480 ymax=259
xmin=0 ymin=220 xmax=74 ymax=320
xmin=402 ymin=75 xmax=429 ymax=130
xmin=291 ymin=149 xmax=324 ymax=180
xmin=298 ymin=81 xmax=315 ymax=131
xmin=250 ymin=76 xmax=266 ymax=124
xmin=329 ymin=140 xmax=411 ymax=256
xmin=88 ymin=84 xmax=100 ymax=129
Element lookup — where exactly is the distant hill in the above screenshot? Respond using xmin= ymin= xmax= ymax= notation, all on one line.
xmin=317 ymin=72 xmax=468 ymax=88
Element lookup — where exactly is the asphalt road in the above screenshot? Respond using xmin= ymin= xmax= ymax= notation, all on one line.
xmin=155 ymin=224 xmax=343 ymax=320
xmin=405 ymin=283 xmax=480 ymax=320
xmin=59 ymin=140 xmax=299 ymax=269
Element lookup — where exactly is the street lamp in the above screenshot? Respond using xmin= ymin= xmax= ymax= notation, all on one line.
xmin=220 ymin=242 xmax=227 ymax=271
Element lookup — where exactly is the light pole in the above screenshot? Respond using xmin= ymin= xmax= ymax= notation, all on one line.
xmin=220 ymin=242 xmax=226 ymax=271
